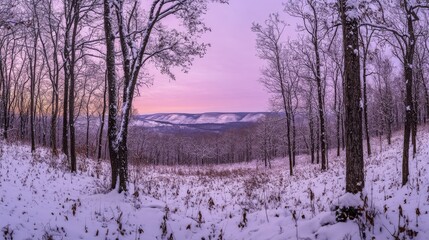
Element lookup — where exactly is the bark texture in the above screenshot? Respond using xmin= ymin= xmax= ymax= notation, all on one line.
xmin=340 ymin=0 xmax=364 ymax=193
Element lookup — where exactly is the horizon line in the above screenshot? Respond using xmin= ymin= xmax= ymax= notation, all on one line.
xmin=137 ymin=111 xmax=276 ymax=115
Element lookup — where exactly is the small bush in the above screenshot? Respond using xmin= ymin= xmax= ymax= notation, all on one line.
xmin=2 ymin=225 xmax=14 ymax=240
xmin=335 ymin=206 xmax=362 ymax=222
xmin=238 ymin=209 xmax=248 ymax=229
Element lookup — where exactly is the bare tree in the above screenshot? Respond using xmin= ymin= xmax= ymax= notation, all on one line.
xmin=252 ymin=14 xmax=296 ymax=175
xmin=326 ymin=36 xmax=344 ymax=157
xmin=37 ymin=0 xmax=61 ymax=155
xmin=372 ymin=51 xmax=394 ymax=145
xmin=365 ymin=0 xmax=429 ymax=185
xmin=0 ymin=28 xmax=26 ymax=141
xmin=285 ymin=0 xmax=332 ymax=171
xmin=25 ymin=0 xmax=43 ymax=153
xmin=103 ymin=0 xmax=226 ymax=192
xmin=359 ymin=25 xmax=375 ymax=156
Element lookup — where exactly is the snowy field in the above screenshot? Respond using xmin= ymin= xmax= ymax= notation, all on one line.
xmin=1 ymin=128 xmax=429 ymax=239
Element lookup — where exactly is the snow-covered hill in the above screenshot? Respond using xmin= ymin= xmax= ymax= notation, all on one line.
xmin=139 ymin=112 xmax=269 ymax=125
xmin=130 ymin=112 xmax=273 ymax=133
xmin=1 ymin=127 xmax=429 ymax=239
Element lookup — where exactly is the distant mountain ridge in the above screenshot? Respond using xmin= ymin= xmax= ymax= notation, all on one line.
xmin=140 ymin=112 xmax=268 ymax=124
xmin=130 ymin=112 xmax=275 ymax=133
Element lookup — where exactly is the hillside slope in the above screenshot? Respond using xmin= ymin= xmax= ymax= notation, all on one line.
xmin=138 ymin=112 xmax=269 ymax=125
xmin=130 ymin=112 xmax=273 ymax=133
xmin=0 ymin=128 xmax=428 ymax=239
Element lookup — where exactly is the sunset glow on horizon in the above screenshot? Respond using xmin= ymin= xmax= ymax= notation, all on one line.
xmin=133 ymin=0 xmax=297 ymax=114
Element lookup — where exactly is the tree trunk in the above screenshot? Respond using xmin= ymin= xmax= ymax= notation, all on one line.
xmin=402 ymin=59 xmax=413 ymax=185
xmin=309 ymin=113 xmax=315 ymax=163
xmin=117 ymin=137 xmax=128 ymax=192
xmin=387 ymin=119 xmax=392 ymax=145
xmin=340 ymin=0 xmax=364 ymax=193
xmin=0 ymin=59 xmax=8 ymax=140
xmin=316 ymin=125 xmax=320 ymax=164
xmin=37 ymin=3 xmax=60 ymax=156
xmin=310 ymin=5 xmax=327 ymax=171
xmin=308 ymin=88 xmax=315 ymax=163
xmin=362 ymin=53 xmax=371 ymax=156
xmin=422 ymin=78 xmax=429 ymax=123
xmin=411 ymin=61 xmax=424 ymax=156
xmin=29 ymin=31 xmax=38 ymax=153
xmin=401 ymin=1 xmax=416 ymax=186
xmin=291 ymin=110 xmax=296 ymax=166
xmin=67 ymin=0 xmax=80 ymax=173
xmin=412 ymin=78 xmax=418 ymax=158
xmin=334 ymin=69 xmax=341 ymax=157
xmin=286 ymin=114 xmax=292 ymax=175
xmin=62 ymin=32 xmax=70 ymax=158
xmin=341 ymin=111 xmax=345 ymax=150
xmin=50 ymin=69 xmax=59 ymax=156
xmin=103 ymin=0 xmax=119 ymax=190
xmin=315 ymin=51 xmax=327 ymax=171
xmin=86 ymin=109 xmax=90 ymax=158
xmin=97 ymin=76 xmax=107 ymax=160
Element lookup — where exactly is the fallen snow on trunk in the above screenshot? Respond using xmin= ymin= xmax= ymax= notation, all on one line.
xmin=1 ymin=127 xmax=429 ymax=239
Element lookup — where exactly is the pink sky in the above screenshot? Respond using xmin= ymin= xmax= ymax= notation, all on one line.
xmin=134 ymin=0 xmax=296 ymax=114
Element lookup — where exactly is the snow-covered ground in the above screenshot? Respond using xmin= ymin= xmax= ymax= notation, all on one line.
xmin=1 ymin=127 xmax=428 ymax=239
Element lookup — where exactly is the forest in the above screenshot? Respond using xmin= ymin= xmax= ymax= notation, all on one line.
xmin=1 ymin=0 xmax=429 ymax=239
xmin=1 ymin=0 xmax=428 ymax=187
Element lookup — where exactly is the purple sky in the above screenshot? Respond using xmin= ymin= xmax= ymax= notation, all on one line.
xmin=134 ymin=0 xmax=296 ymax=114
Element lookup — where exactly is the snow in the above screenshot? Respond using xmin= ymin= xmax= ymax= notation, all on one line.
xmin=195 ymin=113 xmax=240 ymax=124
xmin=240 ymin=113 xmax=267 ymax=122
xmin=337 ymin=193 xmax=362 ymax=208
xmin=346 ymin=0 xmax=360 ymax=19
xmin=1 ymin=126 xmax=429 ymax=239
xmin=138 ymin=112 xmax=267 ymax=125
xmin=153 ymin=114 xmax=197 ymax=124
xmin=130 ymin=119 xmax=172 ymax=127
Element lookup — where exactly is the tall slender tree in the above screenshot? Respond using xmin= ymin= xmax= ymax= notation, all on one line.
xmin=252 ymin=14 xmax=297 ymax=176
xmin=359 ymin=26 xmax=375 ymax=156
xmin=285 ymin=0 xmax=330 ymax=171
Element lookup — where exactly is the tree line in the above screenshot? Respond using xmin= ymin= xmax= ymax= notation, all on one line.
xmin=1 ymin=0 xmax=428 ymax=194
xmin=0 ymin=0 xmax=227 ymax=192
xmin=253 ymin=0 xmax=429 ymax=192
